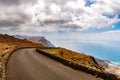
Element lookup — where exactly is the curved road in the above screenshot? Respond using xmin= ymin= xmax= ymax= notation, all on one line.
xmin=7 ymin=48 xmax=100 ymax=80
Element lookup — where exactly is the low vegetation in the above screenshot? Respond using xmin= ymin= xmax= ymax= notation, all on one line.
xmin=36 ymin=48 xmax=120 ymax=80
xmin=37 ymin=47 xmax=105 ymax=71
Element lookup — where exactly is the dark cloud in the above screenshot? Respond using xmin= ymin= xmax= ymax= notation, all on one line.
xmin=45 ymin=0 xmax=73 ymax=5
xmin=0 ymin=0 xmax=34 ymax=31
xmin=0 ymin=0 xmax=20 ymax=6
xmin=60 ymin=24 xmax=82 ymax=30
xmin=39 ymin=18 xmax=82 ymax=30
xmin=0 ymin=12 xmax=30 ymax=28
xmin=0 ymin=19 xmax=23 ymax=27
xmin=0 ymin=0 xmax=36 ymax=6
xmin=42 ymin=19 xmax=71 ymax=25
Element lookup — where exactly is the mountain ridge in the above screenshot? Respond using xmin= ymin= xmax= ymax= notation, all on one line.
xmin=14 ymin=35 xmax=54 ymax=47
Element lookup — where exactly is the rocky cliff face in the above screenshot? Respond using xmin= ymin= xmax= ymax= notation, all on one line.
xmin=14 ymin=35 xmax=54 ymax=47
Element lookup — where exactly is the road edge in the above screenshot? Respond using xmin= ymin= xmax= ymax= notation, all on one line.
xmin=36 ymin=48 xmax=120 ymax=80
xmin=1 ymin=47 xmax=41 ymax=80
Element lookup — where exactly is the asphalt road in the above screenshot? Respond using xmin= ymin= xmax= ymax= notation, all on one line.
xmin=7 ymin=48 xmax=100 ymax=80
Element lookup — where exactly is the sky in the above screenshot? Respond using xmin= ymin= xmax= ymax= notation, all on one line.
xmin=0 ymin=0 xmax=120 ymax=64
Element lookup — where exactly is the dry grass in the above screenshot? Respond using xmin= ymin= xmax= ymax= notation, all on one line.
xmin=0 ymin=43 xmax=14 ymax=57
xmin=38 ymin=47 xmax=105 ymax=71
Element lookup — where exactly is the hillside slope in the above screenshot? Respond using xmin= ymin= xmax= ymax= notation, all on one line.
xmin=38 ymin=47 xmax=105 ymax=72
xmin=0 ymin=34 xmax=44 ymax=56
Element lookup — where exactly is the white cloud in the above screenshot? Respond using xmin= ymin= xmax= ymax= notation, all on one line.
xmin=0 ymin=0 xmax=120 ymax=32
xmin=40 ymin=30 xmax=120 ymax=52
xmin=50 ymin=3 xmax=61 ymax=14
xmin=30 ymin=0 xmax=120 ymax=32
xmin=66 ymin=0 xmax=85 ymax=9
xmin=91 ymin=0 xmax=120 ymax=14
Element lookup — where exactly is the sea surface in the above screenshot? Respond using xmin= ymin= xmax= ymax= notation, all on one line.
xmin=54 ymin=41 xmax=120 ymax=66
xmin=75 ymin=43 xmax=120 ymax=66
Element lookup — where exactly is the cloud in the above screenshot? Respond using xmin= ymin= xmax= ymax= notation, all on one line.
xmin=40 ymin=30 xmax=120 ymax=52
xmin=0 ymin=19 xmax=23 ymax=27
xmin=59 ymin=24 xmax=82 ymax=30
xmin=0 ymin=0 xmax=120 ymax=32
xmin=91 ymin=0 xmax=120 ymax=14
xmin=0 ymin=0 xmax=36 ymax=32
xmin=42 ymin=19 xmax=70 ymax=25
xmin=33 ymin=0 xmax=120 ymax=32
xmin=0 ymin=0 xmax=36 ymax=6
xmin=0 ymin=12 xmax=30 ymax=27
xmin=0 ymin=0 xmax=21 ymax=6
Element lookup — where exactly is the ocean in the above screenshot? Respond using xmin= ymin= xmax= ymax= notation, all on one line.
xmin=53 ymin=40 xmax=120 ymax=66
xmin=75 ymin=43 xmax=120 ymax=66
